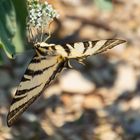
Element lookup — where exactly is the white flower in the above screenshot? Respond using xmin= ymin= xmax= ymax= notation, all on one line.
xmin=27 ymin=0 xmax=59 ymax=29
xmin=37 ymin=12 xmax=42 ymax=17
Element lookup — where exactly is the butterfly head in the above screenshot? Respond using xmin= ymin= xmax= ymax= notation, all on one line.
xmin=34 ymin=42 xmax=56 ymax=56
xmin=34 ymin=42 xmax=49 ymax=48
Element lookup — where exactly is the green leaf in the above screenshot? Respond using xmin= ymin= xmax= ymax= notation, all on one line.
xmin=12 ymin=0 xmax=28 ymax=54
xmin=0 ymin=47 xmax=4 ymax=65
xmin=0 ymin=0 xmax=16 ymax=58
xmin=94 ymin=0 xmax=113 ymax=11
xmin=0 ymin=0 xmax=27 ymax=59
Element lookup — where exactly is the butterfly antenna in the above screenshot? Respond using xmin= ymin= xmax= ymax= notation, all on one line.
xmin=44 ymin=30 xmax=51 ymax=42
xmin=40 ymin=25 xmax=44 ymax=42
xmin=43 ymin=21 xmax=52 ymax=42
xmin=35 ymin=28 xmax=40 ymax=43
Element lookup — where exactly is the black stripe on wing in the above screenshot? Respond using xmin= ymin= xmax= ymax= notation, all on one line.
xmin=83 ymin=42 xmax=90 ymax=53
xmin=16 ymin=84 xmax=42 ymax=96
xmin=91 ymin=40 xmax=98 ymax=48
xmin=63 ymin=44 xmax=71 ymax=56
xmin=22 ymin=76 xmax=30 ymax=82
xmin=94 ymin=39 xmax=126 ymax=55
xmin=7 ymin=94 xmax=41 ymax=127
xmin=7 ymin=60 xmax=66 ymax=127
xmin=25 ymin=63 xmax=56 ymax=76
xmin=11 ymin=84 xmax=42 ymax=104
xmin=31 ymin=57 xmax=46 ymax=63
xmin=36 ymin=47 xmax=48 ymax=56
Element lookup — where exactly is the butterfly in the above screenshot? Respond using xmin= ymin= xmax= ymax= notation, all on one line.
xmin=7 ymin=39 xmax=126 ymax=126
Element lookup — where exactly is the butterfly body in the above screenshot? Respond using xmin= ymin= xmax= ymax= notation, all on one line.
xmin=7 ymin=39 xmax=126 ymax=126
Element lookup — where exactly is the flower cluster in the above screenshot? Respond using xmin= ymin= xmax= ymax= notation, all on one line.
xmin=27 ymin=0 xmax=59 ymax=28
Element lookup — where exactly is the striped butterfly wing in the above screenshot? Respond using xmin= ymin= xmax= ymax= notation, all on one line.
xmin=7 ymin=39 xmax=125 ymax=126
xmin=54 ymin=39 xmax=126 ymax=59
xmin=7 ymin=54 xmax=65 ymax=127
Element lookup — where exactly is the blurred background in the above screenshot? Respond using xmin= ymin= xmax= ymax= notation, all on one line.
xmin=0 ymin=0 xmax=140 ymax=140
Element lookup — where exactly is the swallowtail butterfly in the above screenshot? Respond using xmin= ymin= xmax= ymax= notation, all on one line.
xmin=7 ymin=39 xmax=126 ymax=126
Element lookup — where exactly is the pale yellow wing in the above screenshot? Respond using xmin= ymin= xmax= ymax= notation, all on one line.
xmin=7 ymin=54 xmax=65 ymax=126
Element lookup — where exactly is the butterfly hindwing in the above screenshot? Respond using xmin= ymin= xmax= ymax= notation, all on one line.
xmin=7 ymin=54 xmax=65 ymax=126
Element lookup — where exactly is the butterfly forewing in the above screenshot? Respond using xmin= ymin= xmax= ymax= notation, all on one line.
xmin=54 ymin=39 xmax=126 ymax=58
xmin=7 ymin=55 xmax=65 ymax=126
